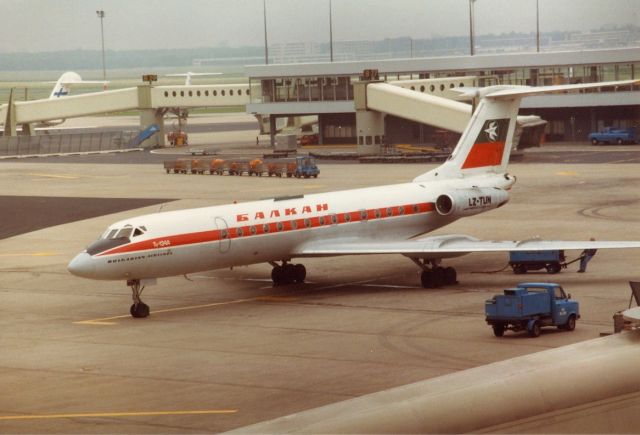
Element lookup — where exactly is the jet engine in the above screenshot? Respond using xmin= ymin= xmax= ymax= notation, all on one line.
xmin=435 ymin=187 xmax=509 ymax=217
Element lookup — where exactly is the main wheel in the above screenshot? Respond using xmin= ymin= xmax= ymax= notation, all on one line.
xmin=283 ymin=264 xmax=296 ymax=284
xmin=271 ymin=265 xmax=283 ymax=285
xmin=293 ymin=264 xmax=306 ymax=283
xmin=492 ymin=323 xmax=505 ymax=337
xmin=432 ymin=267 xmax=446 ymax=287
xmin=591 ymin=139 xmax=598 ymax=145
xmin=130 ymin=302 xmax=150 ymax=318
xmin=617 ymin=138 xmax=623 ymax=144
xmin=444 ymin=267 xmax=457 ymax=285
xmin=420 ymin=270 xmax=434 ymax=288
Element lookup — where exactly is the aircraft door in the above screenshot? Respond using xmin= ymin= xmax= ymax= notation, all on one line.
xmin=214 ymin=217 xmax=231 ymax=253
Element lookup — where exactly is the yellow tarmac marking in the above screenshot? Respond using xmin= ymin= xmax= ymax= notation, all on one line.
xmin=0 ymin=252 xmax=60 ymax=257
xmin=74 ymin=296 xmax=268 ymax=325
xmin=27 ymin=173 xmax=81 ymax=179
xmin=0 ymin=409 xmax=238 ymax=421
xmin=556 ymin=171 xmax=579 ymax=176
xmin=608 ymin=156 xmax=640 ymax=164
xmin=257 ymin=295 xmax=299 ymax=302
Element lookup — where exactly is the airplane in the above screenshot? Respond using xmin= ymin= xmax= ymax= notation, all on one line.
xmin=165 ymin=72 xmax=223 ymax=86
xmin=68 ymin=79 xmax=640 ymax=318
xmin=39 ymin=71 xmax=109 ymax=127
xmin=0 ymin=71 xmax=108 ymax=132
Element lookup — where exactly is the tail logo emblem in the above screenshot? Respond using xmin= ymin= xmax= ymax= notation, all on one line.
xmin=461 ymin=118 xmax=510 ymax=169
xmin=484 ymin=122 xmax=499 ymax=142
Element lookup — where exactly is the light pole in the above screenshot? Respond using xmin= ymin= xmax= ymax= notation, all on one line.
xmin=468 ymin=0 xmax=476 ymax=56
xmin=96 ymin=10 xmax=107 ymax=86
xmin=329 ymin=0 xmax=334 ymax=62
xmin=536 ymin=0 xmax=540 ymax=52
xmin=263 ymin=0 xmax=269 ymax=65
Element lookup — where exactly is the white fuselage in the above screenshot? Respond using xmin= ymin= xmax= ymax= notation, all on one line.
xmin=69 ymin=174 xmax=510 ymax=282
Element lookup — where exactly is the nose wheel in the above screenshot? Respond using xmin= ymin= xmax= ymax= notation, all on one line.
xmin=127 ymin=279 xmax=150 ymax=318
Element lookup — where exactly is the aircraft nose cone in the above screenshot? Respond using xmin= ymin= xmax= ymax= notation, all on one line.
xmin=67 ymin=252 xmax=95 ymax=278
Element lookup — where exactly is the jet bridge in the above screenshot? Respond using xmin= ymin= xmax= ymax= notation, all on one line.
xmin=1 ymin=83 xmax=251 ymax=147
xmin=355 ymin=76 xmax=546 ymax=155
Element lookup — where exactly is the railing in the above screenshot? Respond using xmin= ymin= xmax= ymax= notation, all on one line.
xmin=0 ymin=131 xmax=140 ymax=157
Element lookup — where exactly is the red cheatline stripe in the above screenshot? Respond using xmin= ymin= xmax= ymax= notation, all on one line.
xmin=97 ymin=202 xmax=434 ymax=257
xmin=462 ymin=141 xmax=505 ymax=169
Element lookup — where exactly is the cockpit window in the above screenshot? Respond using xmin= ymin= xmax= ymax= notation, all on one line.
xmin=115 ymin=227 xmax=133 ymax=239
xmin=100 ymin=225 xmax=146 ymax=241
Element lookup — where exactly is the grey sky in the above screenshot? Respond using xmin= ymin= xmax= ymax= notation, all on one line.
xmin=1 ymin=0 xmax=638 ymax=53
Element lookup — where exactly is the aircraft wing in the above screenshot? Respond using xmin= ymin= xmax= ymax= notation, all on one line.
xmin=292 ymin=234 xmax=640 ymax=258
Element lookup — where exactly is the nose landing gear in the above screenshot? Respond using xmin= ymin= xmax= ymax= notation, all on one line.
xmin=127 ymin=279 xmax=150 ymax=318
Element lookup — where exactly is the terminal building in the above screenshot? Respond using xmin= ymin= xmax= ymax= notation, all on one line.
xmin=245 ymin=47 xmax=640 ymax=145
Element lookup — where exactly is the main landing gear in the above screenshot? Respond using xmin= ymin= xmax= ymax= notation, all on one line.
xmin=270 ymin=261 xmax=306 ymax=286
xmin=128 ymin=279 xmax=150 ymax=318
xmin=410 ymin=258 xmax=458 ymax=289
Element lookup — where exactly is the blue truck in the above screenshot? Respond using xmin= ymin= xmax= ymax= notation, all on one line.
xmin=588 ymin=127 xmax=637 ymax=145
xmin=485 ymin=282 xmax=579 ymax=337
xmin=293 ymin=156 xmax=320 ymax=178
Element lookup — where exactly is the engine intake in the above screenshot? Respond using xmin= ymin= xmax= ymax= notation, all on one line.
xmin=435 ymin=187 xmax=509 ymax=217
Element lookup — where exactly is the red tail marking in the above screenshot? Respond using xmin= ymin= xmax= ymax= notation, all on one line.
xmin=462 ymin=142 xmax=505 ymax=169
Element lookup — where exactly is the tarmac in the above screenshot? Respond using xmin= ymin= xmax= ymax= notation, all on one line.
xmin=1 ymin=116 xmax=640 ymax=433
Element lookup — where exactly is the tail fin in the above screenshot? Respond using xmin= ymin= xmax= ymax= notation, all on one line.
xmin=49 ymin=72 xmax=81 ymax=99
xmin=413 ymin=79 xmax=640 ymax=183
xmin=414 ymin=91 xmax=520 ymax=182
xmin=166 ymin=72 xmax=223 ymax=86
xmin=48 ymin=71 xmax=109 ymax=99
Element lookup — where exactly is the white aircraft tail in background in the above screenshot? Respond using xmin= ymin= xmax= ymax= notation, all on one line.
xmin=68 ymin=79 xmax=640 ymax=318
xmin=165 ymin=72 xmax=223 ymax=86
xmin=0 ymin=72 xmax=109 ymax=131
xmin=47 ymin=71 xmax=109 ymax=99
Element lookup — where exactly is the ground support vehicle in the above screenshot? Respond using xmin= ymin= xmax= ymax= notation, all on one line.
xmin=189 ymin=159 xmax=208 ymax=174
xmin=509 ymin=250 xmax=566 ymax=274
xmin=266 ymin=162 xmax=285 ymax=177
xmin=588 ymin=127 xmax=637 ymax=145
xmin=485 ymin=282 xmax=579 ymax=337
xmin=293 ymin=156 xmax=320 ymax=178
xmin=163 ymin=156 xmax=319 ymax=179
xmin=164 ymin=159 xmax=191 ymax=174
xmin=299 ymin=134 xmax=319 ymax=145
xmin=164 ymin=159 xmax=208 ymax=174
xmin=167 ymin=130 xmax=188 ymax=146
xmin=265 ymin=156 xmax=320 ymax=178
xmin=228 ymin=161 xmax=249 ymax=176
xmin=248 ymin=159 xmax=267 ymax=176
xmin=209 ymin=159 xmax=227 ymax=175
